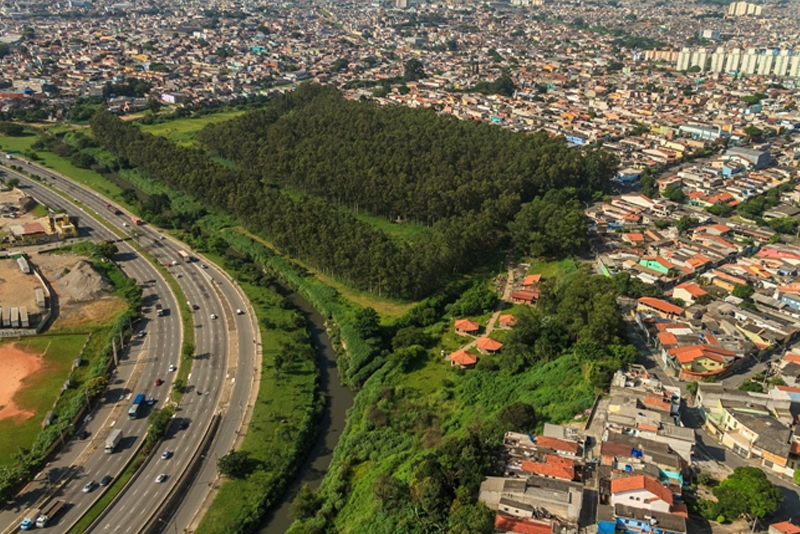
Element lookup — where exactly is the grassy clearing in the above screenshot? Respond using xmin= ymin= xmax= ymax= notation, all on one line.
xmin=30 ymin=202 xmax=48 ymax=217
xmin=526 ymin=257 xmax=579 ymax=287
xmin=234 ymin=228 xmax=417 ymax=319
xmin=0 ymin=334 xmax=89 ymax=465
xmin=0 ymin=133 xmax=37 ymax=153
xmin=194 ymin=251 xmax=319 ymax=534
xmin=34 ymin=152 xmax=124 ymax=201
xmin=351 ymin=211 xmax=430 ymax=244
xmin=139 ymin=111 xmax=245 ymax=146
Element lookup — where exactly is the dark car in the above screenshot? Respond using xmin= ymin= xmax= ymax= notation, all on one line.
xmin=154 ymin=378 xmax=163 ymax=386
xmin=77 ymin=430 xmax=90 ymax=440
xmin=100 ymin=475 xmax=113 ymax=486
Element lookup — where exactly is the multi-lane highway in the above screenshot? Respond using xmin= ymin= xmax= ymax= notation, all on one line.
xmin=0 ymin=158 xmax=259 ymax=534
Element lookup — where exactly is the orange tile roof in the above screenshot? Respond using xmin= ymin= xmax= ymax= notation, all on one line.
xmin=657 ymin=332 xmax=679 ymax=346
xmin=494 ymin=516 xmax=553 ymax=534
xmin=521 ymin=454 xmax=576 ymax=480
xmin=499 ymin=314 xmax=517 ymax=326
xmin=476 ymin=337 xmax=503 ymax=351
xmin=610 ymin=474 xmax=674 ymax=506
xmin=626 ymin=233 xmax=645 ymax=242
xmin=675 ymin=282 xmax=707 ymax=298
xmin=784 ymin=353 xmax=800 ymax=364
xmin=536 ymin=436 xmax=580 ymax=454
xmin=771 ymin=522 xmax=800 ymax=534
xmin=454 ymin=319 xmax=480 ymax=332
xmin=450 ymin=350 xmax=477 ymax=366
xmin=638 ymin=297 xmax=684 ymax=315
xmin=523 ymin=274 xmax=542 ymax=286
xmin=669 ymin=344 xmax=736 ymax=364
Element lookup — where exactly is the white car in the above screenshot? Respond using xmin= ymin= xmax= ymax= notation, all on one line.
xmin=155 ymin=473 xmax=167 ymax=484
xmin=210 ymin=314 xmax=218 ymax=320
xmin=168 ymin=363 xmax=176 ymax=372
xmin=236 ymin=309 xmax=243 ymax=315
xmin=161 ymin=450 xmax=173 ymax=460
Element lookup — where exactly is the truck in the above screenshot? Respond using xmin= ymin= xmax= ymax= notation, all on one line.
xmin=156 ymin=303 xmax=164 ymax=316
xmin=35 ymin=499 xmax=65 ymax=528
xmin=105 ymin=428 xmax=123 ymax=453
xmin=20 ymin=508 xmax=41 ymax=530
xmin=178 ymin=250 xmax=192 ymax=262
xmin=128 ymin=393 xmax=145 ymax=419
xmin=105 ymin=203 xmax=121 ymax=215
xmin=131 ymin=216 xmax=143 ymax=226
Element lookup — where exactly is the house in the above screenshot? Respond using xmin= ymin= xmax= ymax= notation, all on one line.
xmin=725 ymin=147 xmax=770 ymax=170
xmin=479 ymin=475 xmax=584 ymax=523
xmin=668 ymin=345 xmax=738 ymax=380
xmin=637 ymin=297 xmax=684 ymax=319
xmin=450 ymin=350 xmax=477 ymax=369
xmin=673 ymin=282 xmax=707 ymax=305
xmin=454 ymin=319 xmax=480 ymax=335
xmin=494 ymin=515 xmax=555 ymax=534
xmin=520 ymin=454 xmax=577 ymax=481
xmin=511 ymin=290 xmax=539 ymax=305
xmin=610 ymin=475 xmax=673 ymax=514
xmin=613 ymin=504 xmax=687 ymax=534
xmin=770 ymin=522 xmax=800 ymax=534
xmin=522 ymin=274 xmax=542 ymax=289
xmin=639 ymin=257 xmax=674 ymax=275
xmin=498 ymin=314 xmax=517 ymax=328
xmin=476 ymin=337 xmax=503 ymax=354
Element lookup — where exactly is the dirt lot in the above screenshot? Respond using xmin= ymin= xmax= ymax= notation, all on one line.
xmin=0 ymin=188 xmax=47 ymax=235
xmin=32 ymin=252 xmax=122 ymax=329
xmin=0 ymin=342 xmax=42 ymax=421
xmin=0 ymin=257 xmax=43 ymax=314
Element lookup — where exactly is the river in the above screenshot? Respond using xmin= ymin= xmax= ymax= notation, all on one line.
xmin=258 ymin=285 xmax=353 ymax=533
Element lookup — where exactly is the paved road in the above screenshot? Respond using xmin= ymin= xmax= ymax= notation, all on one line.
xmin=0 ymin=170 xmax=182 ymax=533
xmin=5 ymin=159 xmax=258 ymax=534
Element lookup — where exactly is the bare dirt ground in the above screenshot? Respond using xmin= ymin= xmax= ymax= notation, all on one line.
xmin=0 ymin=342 xmax=42 ymax=421
xmin=0 ymin=258 xmax=43 ymax=313
xmin=0 ymin=188 xmax=49 ymax=235
xmin=32 ymin=252 xmax=122 ymax=329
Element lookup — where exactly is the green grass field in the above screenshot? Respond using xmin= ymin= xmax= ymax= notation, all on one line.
xmin=526 ymin=257 xmax=580 ymax=287
xmin=351 ymin=211 xmax=430 ymax=244
xmin=0 ymin=133 xmax=37 ymax=153
xmin=0 ymin=334 xmax=89 ymax=465
xmin=139 ymin=111 xmax=244 ymax=146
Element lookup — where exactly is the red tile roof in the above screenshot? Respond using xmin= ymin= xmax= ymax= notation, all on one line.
xmin=784 ymin=353 xmax=800 ymax=364
xmin=669 ymin=344 xmax=736 ymax=365
xmin=536 ymin=436 xmax=579 ymax=454
xmin=610 ymin=474 xmax=674 ymax=506
xmin=476 ymin=337 xmax=503 ymax=351
xmin=499 ymin=314 xmax=517 ymax=326
xmin=674 ymin=282 xmax=707 ymax=298
xmin=511 ymin=290 xmax=539 ymax=302
xmin=21 ymin=222 xmax=47 ymax=235
xmin=450 ymin=350 xmax=477 ymax=366
xmin=771 ymin=522 xmax=800 ymax=534
xmin=523 ymin=274 xmax=542 ymax=286
xmin=638 ymin=297 xmax=684 ymax=315
xmin=521 ymin=454 xmax=576 ymax=480
xmin=657 ymin=332 xmax=679 ymax=346
xmin=494 ymin=516 xmax=553 ymax=534
xmin=454 ymin=319 xmax=480 ymax=332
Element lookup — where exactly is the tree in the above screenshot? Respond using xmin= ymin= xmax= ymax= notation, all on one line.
xmin=497 ymin=402 xmax=536 ymax=432
xmin=217 ymin=449 xmax=250 ymax=478
xmin=290 ymin=484 xmax=321 ymax=520
xmin=146 ymin=406 xmax=174 ymax=443
xmin=713 ymin=466 xmax=782 ymax=519
xmin=675 ymin=216 xmax=699 ymax=233
xmin=373 ymin=472 xmax=408 ymax=512
xmin=744 ymin=126 xmax=763 ymax=138
xmin=662 ymin=186 xmax=686 ymax=203
xmin=686 ymin=381 xmax=698 ymax=395
xmin=732 ymin=284 xmax=754 ymax=300
xmin=403 ymin=58 xmax=426 ymax=82
xmin=6 ymin=177 xmax=19 ymax=188
xmin=95 ymin=240 xmax=118 ymax=259
xmin=738 ymin=380 xmax=762 ymax=392
xmin=84 ymin=376 xmax=108 ymax=399
xmin=353 ymin=307 xmax=380 ymax=339
xmin=392 ymin=326 xmax=431 ymax=350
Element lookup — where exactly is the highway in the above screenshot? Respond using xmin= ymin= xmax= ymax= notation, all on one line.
xmin=0 ymin=159 xmax=259 ymax=534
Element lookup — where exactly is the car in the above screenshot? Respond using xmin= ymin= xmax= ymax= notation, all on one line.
xmin=179 ymin=419 xmax=189 ymax=430
xmin=155 ymin=473 xmax=167 ymax=484
xmin=236 ymin=309 xmax=243 ymax=315
xmin=200 ymin=264 xmax=207 ymax=269
xmin=171 ymin=260 xmax=179 ymax=266
xmin=161 ymin=450 xmax=173 ymax=460
xmin=160 ymin=235 xmax=166 ymax=240
xmin=147 ymin=397 xmax=156 ymax=406
xmin=137 ymin=331 xmax=145 ymax=338
xmin=168 ymin=363 xmax=177 ymax=372
xmin=100 ymin=475 xmax=113 ymax=486
xmin=192 ymin=304 xmax=199 ymax=310
xmin=123 ymin=222 xmax=129 ymax=227
xmin=83 ymin=481 xmax=97 ymax=493
xmin=210 ymin=313 xmax=218 ymax=320
xmin=176 ymin=273 xmax=182 ymax=278
xmin=154 ymin=378 xmax=163 ymax=386
xmin=77 ymin=430 xmax=89 ymax=440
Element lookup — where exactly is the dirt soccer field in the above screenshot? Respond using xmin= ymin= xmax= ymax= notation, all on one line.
xmin=0 ymin=335 xmax=88 ymax=464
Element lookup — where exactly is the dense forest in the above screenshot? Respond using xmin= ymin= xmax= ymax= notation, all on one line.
xmin=90 ymin=84 xmax=614 ymax=299
xmin=285 ymin=269 xmax=637 ymax=534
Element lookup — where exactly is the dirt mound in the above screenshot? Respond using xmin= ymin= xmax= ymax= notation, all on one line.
xmin=54 ymin=260 xmax=112 ymax=302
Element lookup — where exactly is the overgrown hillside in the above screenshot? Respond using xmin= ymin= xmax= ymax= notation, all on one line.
xmin=285 ymin=269 xmax=638 ymax=534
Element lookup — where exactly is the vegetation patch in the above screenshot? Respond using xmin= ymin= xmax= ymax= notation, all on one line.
xmin=138 ymin=110 xmax=245 ymax=146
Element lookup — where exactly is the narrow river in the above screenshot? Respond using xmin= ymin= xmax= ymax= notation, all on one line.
xmin=258 ymin=285 xmax=353 ymax=533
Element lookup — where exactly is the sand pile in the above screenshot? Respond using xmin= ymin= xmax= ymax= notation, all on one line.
xmin=54 ymin=260 xmax=112 ymax=302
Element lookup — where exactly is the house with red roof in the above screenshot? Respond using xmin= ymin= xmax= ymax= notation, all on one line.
xmin=450 ymin=350 xmax=477 ymax=369
xmin=494 ymin=515 xmax=554 ymax=534
xmin=498 ymin=314 xmax=517 ymax=328
xmin=636 ymin=297 xmax=684 ymax=319
xmin=536 ymin=436 xmax=580 ymax=457
xmin=520 ymin=454 xmax=577 ymax=481
xmin=668 ymin=344 xmax=738 ymax=380
xmin=511 ymin=290 xmax=539 ymax=305
xmin=610 ymin=475 xmax=674 ymax=514
xmin=522 ymin=274 xmax=541 ymax=289
xmin=672 ymin=282 xmax=707 ymax=305
xmin=476 ymin=337 xmax=503 ymax=354
xmin=454 ymin=318 xmax=480 ymax=336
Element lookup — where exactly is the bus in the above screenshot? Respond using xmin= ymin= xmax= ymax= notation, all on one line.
xmin=178 ymin=250 xmax=193 ymax=262
xmin=128 ymin=393 xmax=145 ymax=419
